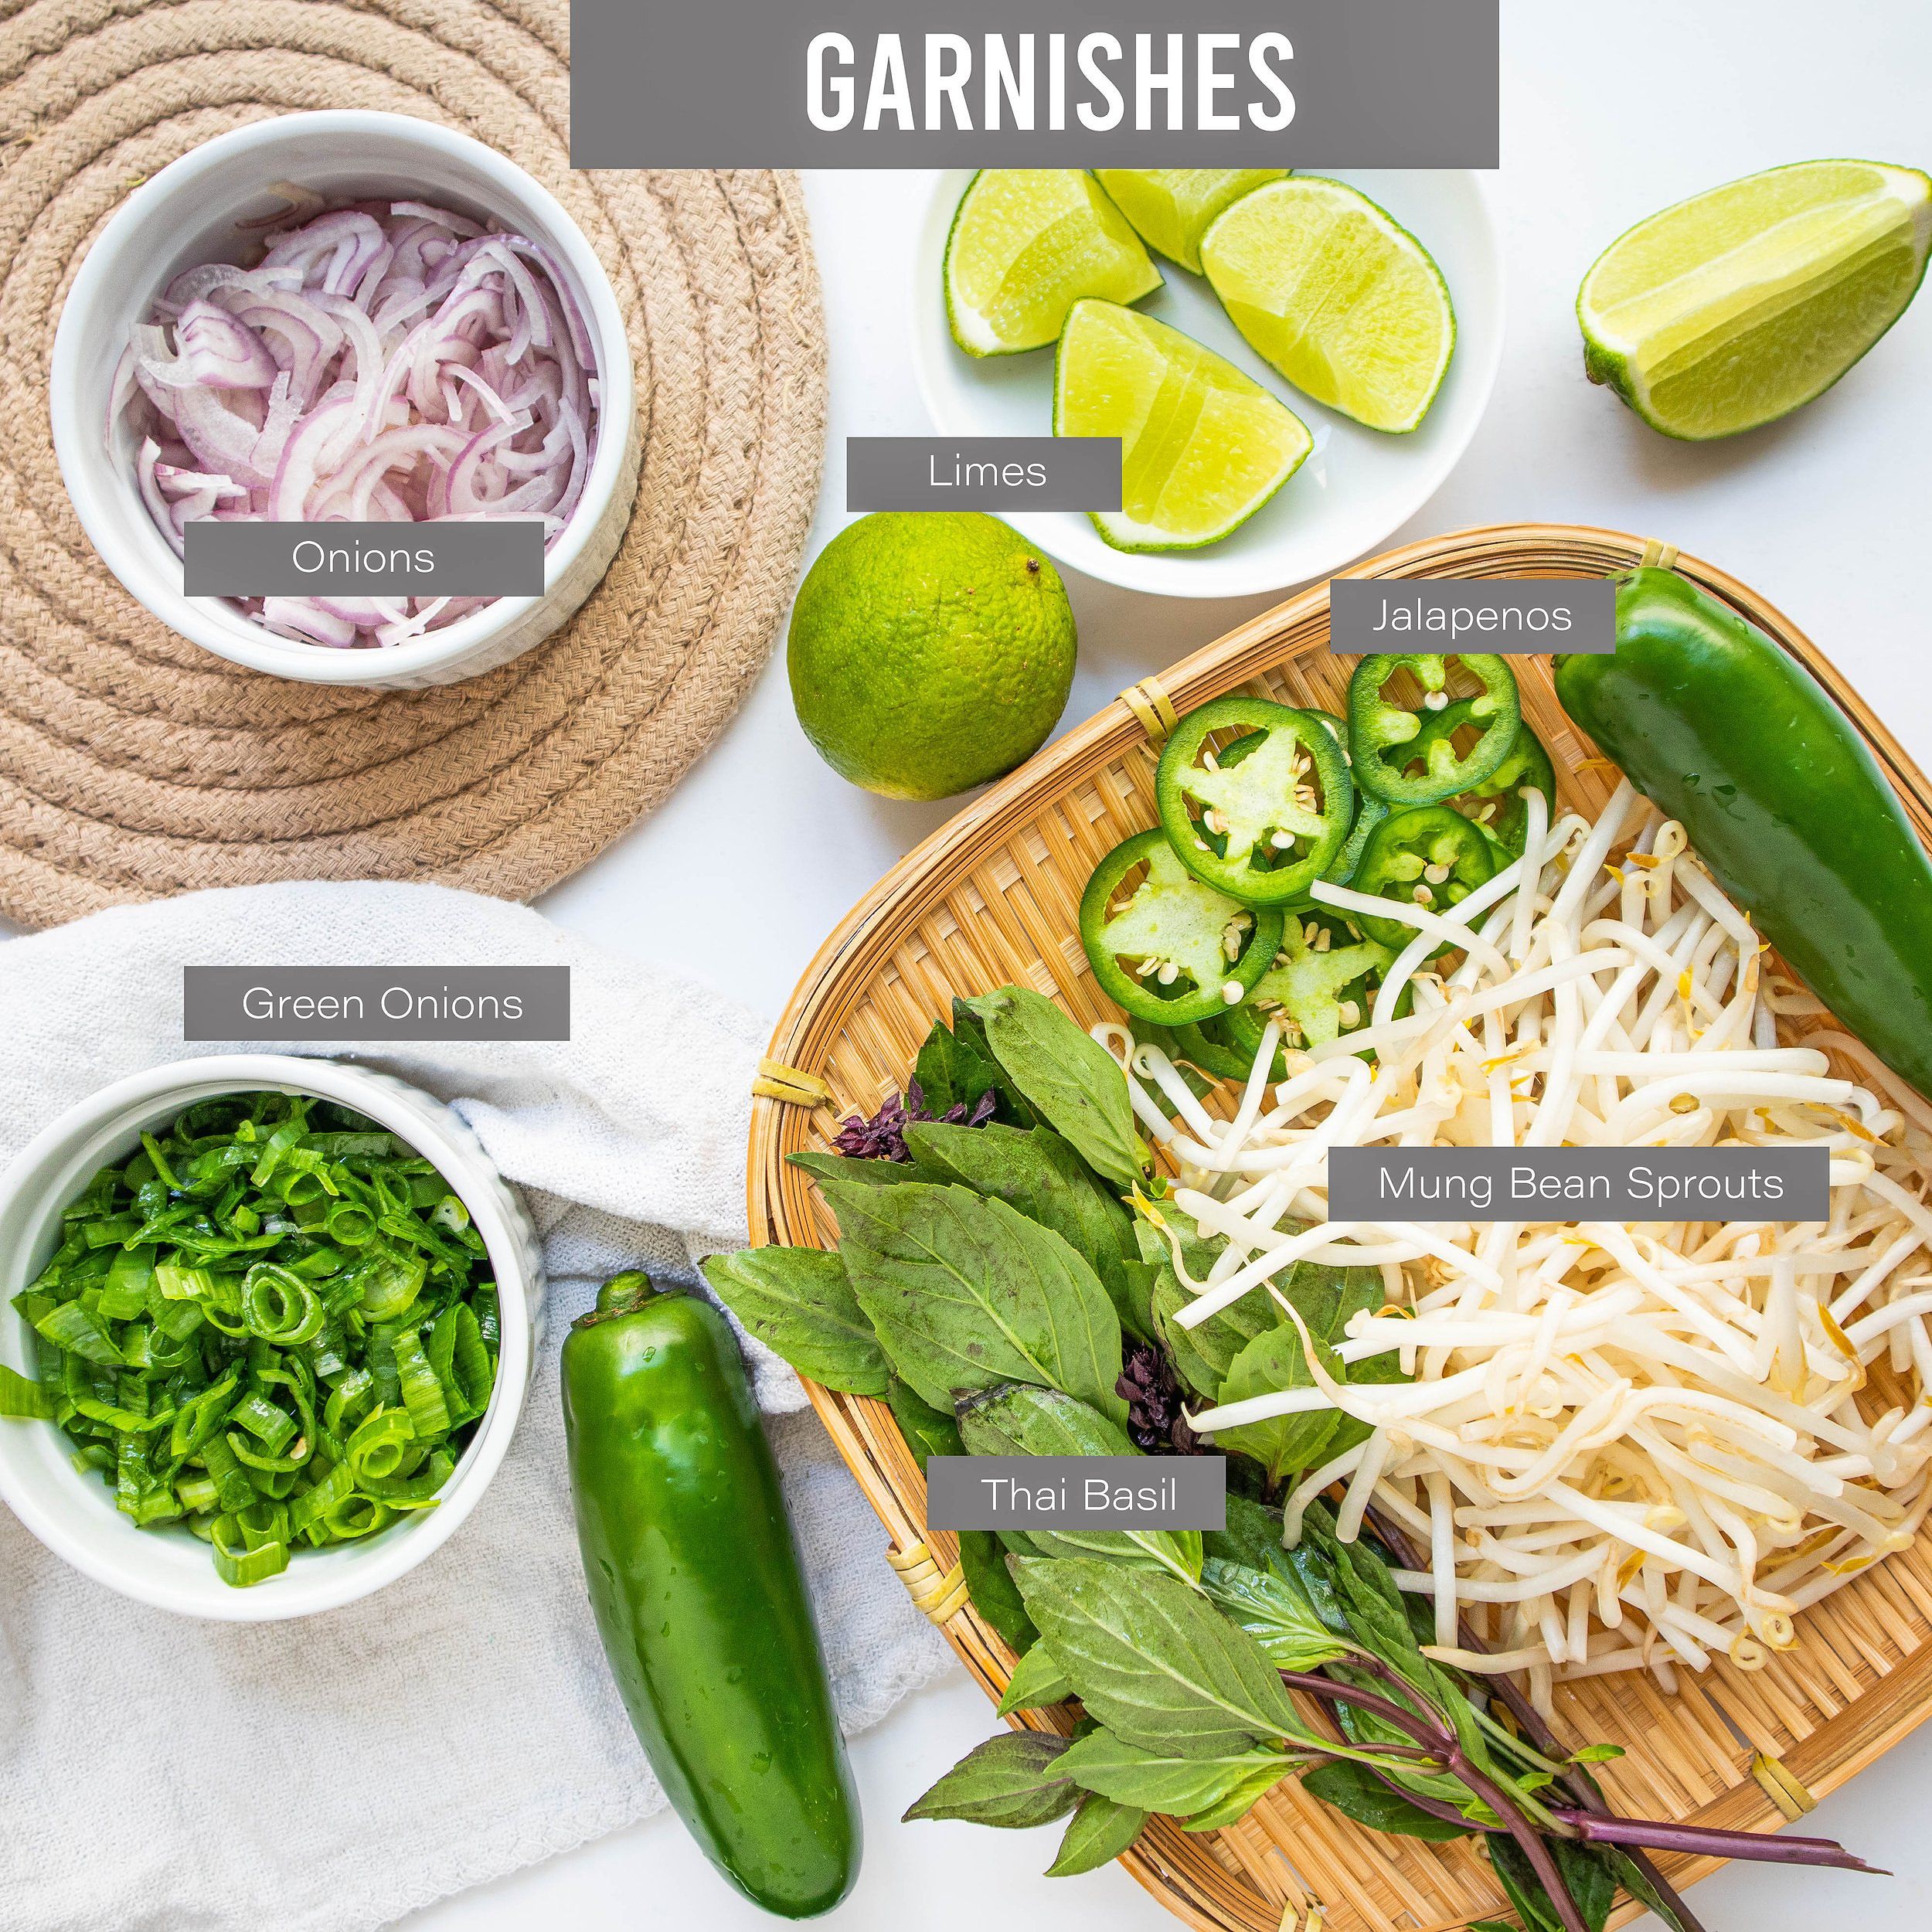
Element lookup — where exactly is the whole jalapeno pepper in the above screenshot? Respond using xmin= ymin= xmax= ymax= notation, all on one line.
xmin=1559 ymin=566 xmax=1932 ymax=1101
xmin=1080 ymin=829 xmax=1285 ymax=1026
xmin=1349 ymin=651 xmax=1520 ymax=805
xmin=1352 ymin=805 xmax=1496 ymax=955
xmin=1155 ymin=696 xmax=1355 ymax=905
xmin=561 ymin=1274 xmax=860 ymax=1918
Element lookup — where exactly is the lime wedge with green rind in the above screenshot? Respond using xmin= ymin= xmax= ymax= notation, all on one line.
xmin=1200 ymin=177 xmax=1455 ymax=434
xmin=1578 ymin=159 xmax=1932 ymax=440
xmin=1094 ymin=168 xmax=1289 ymax=274
xmin=944 ymin=170 xmax=1162 ymax=357
xmin=1054 ymin=299 xmax=1312 ymax=553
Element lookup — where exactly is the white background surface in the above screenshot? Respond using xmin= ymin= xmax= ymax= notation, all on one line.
xmin=422 ymin=4 xmax=1932 ymax=1926
xmin=22 ymin=0 xmax=1932 ymax=1927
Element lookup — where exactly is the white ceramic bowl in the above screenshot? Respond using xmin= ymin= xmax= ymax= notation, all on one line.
xmin=912 ymin=168 xmax=1503 ymax=599
xmin=0 ymin=1056 xmax=542 ymax=1621
xmin=50 ymin=111 xmax=638 ymax=689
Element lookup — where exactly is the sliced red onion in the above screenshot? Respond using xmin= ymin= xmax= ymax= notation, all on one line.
xmin=175 ymin=300 xmax=279 ymax=388
xmin=118 ymin=196 xmax=601 ymax=648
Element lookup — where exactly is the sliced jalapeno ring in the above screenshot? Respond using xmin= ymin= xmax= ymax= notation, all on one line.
xmin=1079 ymin=829 xmax=1284 ymax=1026
xmin=1352 ymin=805 xmax=1497 ymax=956
xmin=1348 ymin=652 xmax=1521 ymax=806
xmin=1429 ymin=708 xmax=1556 ymax=857
xmin=1165 ymin=1021 xmax=1253 ymax=1082
xmin=1155 ymin=696 xmax=1355 ymax=906
xmin=1249 ymin=912 xmax=1399 ymax=1050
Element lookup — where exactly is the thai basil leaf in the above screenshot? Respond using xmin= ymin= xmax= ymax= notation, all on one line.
xmin=959 ymin=1533 xmax=1038 ymax=1653
xmin=1046 ymin=1792 xmax=1148 ymax=1876
xmin=1148 ymin=1270 xmax=1229 ymax=1403
xmin=1204 ymin=1492 xmax=1291 ymax=1570
xmin=1198 ymin=1558 xmax=1352 ymax=1671
xmin=907 ymin=1121 xmax=1145 ymax=1340
xmin=1178 ymin=1759 xmax=1297 ymax=1832
xmin=997 ymin=1638 xmax=1074 ymax=1716
xmin=1554 ymin=1842 xmax=1620 ymax=1932
xmin=1604 ymin=1849 xmax=1692 ymax=1932
xmin=787 ymin=1149 xmax=934 ymax=1190
xmin=699 ymin=1247 xmax=889 ymax=1396
xmin=885 ymin=1375 xmax=963 ymax=1468
xmin=1211 ymin=1326 xmax=1342 ymax=1486
xmin=1059 ymin=1730 xmax=1292 ymax=1816
xmin=964 ymin=987 xmax=1143 ymax=1191
xmin=822 ymin=1179 xmax=1125 ymax=1423
xmin=903 ymin=1730 xmax=1078 ymax=1829
xmin=915 ymin=1008 xmax=1017 ymax=1121
xmin=1488 ymin=1836 xmax=1617 ymax=1932
xmin=1015 ymin=1556 xmax=1306 ymax=1759
xmin=884 ymin=1378 xmax=1039 ymax=1653
xmin=1301 ymin=1761 xmax=1472 ymax=1842
xmin=960 ymin=1386 xmax=1202 ymax=1583
xmin=1139 ymin=1206 xmax=1281 ymax=1395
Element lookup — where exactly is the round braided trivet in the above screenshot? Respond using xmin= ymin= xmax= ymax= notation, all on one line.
xmin=0 ymin=0 xmax=826 ymax=928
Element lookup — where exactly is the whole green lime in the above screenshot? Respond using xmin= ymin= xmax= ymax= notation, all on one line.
xmin=787 ymin=513 xmax=1077 ymax=800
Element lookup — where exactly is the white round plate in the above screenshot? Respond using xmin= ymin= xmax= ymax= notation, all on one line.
xmin=911 ymin=168 xmax=1502 ymax=598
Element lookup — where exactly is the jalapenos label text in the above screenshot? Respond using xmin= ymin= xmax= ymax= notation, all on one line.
xmin=927 ymin=1454 xmax=1227 ymax=1529
xmin=1329 ymin=578 xmax=1615 ymax=653
xmin=1328 ymin=1147 xmax=1830 ymax=1223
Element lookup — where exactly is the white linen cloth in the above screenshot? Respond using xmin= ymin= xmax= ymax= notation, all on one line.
xmin=0 ymin=883 xmax=951 ymax=1932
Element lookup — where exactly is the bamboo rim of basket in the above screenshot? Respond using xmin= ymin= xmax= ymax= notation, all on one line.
xmin=748 ymin=522 xmax=1932 ymax=1932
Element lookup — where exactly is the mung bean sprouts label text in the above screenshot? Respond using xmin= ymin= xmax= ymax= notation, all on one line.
xmin=1327 ymin=1146 xmax=1830 ymax=1223
xmin=182 ymin=967 xmax=570 ymax=1042
xmin=926 ymin=1454 xmax=1226 ymax=1529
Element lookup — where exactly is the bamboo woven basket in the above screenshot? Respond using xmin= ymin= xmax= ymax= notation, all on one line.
xmin=747 ymin=523 xmax=1932 ymax=1932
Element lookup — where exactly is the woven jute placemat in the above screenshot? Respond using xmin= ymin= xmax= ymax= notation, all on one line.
xmin=0 ymin=0 xmax=826 ymax=928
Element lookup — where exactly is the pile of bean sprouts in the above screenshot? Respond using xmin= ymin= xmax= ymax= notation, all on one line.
xmin=1098 ymin=780 xmax=1932 ymax=1713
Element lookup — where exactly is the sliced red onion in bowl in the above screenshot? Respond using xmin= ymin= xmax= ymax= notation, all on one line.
xmin=115 ymin=197 xmax=601 ymax=649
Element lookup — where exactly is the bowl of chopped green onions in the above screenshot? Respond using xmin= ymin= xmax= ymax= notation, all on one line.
xmin=0 ymin=1056 xmax=539 ymax=1619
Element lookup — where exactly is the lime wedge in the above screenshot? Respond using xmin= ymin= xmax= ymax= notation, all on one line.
xmin=1094 ymin=169 xmax=1288 ymax=274
xmin=1578 ymin=159 xmax=1932 ymax=440
xmin=944 ymin=170 xmax=1162 ymax=357
xmin=1054 ymin=300 xmax=1312 ymax=552
xmin=1199 ymin=177 xmax=1455 ymax=433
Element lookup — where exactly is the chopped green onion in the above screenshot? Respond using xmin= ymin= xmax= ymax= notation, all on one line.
xmin=2 ymin=1090 xmax=500 ymax=1588
xmin=34 ymin=1300 xmax=122 ymax=1366
xmin=211 ymin=1511 xmax=289 ymax=1587
xmin=0 ymin=1363 xmax=55 ymax=1418
xmin=392 ymin=1328 xmax=451 ymax=1440
xmin=241 ymin=1267 xmax=324 ymax=1346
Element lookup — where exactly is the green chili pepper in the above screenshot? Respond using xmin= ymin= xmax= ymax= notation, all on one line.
xmin=1349 ymin=652 xmax=1520 ymax=804
xmin=1557 ymin=566 xmax=1932 ymax=1101
xmin=561 ymin=1274 xmax=860 ymax=1919
xmin=1318 ymin=792 xmax=1389 ymax=893
xmin=1399 ymin=699 xmax=1556 ymax=857
xmin=1352 ymin=805 xmax=1496 ymax=954
xmin=1079 ymin=829 xmax=1285 ymax=1026
xmin=1162 ymin=1019 xmax=1254 ymax=1081
xmin=1243 ymin=912 xmax=1397 ymax=1050
xmin=1155 ymin=696 xmax=1355 ymax=905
